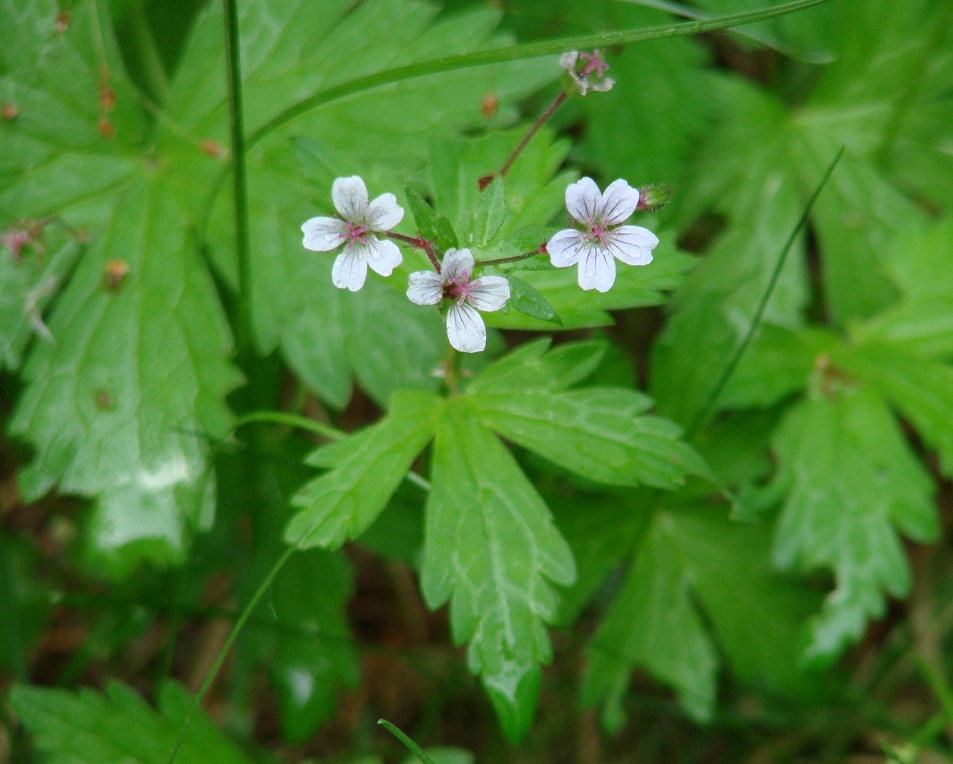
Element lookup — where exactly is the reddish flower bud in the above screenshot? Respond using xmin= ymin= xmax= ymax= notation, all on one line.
xmin=1 ymin=103 xmax=18 ymax=121
xmin=481 ymin=93 xmax=498 ymax=119
xmin=636 ymin=184 xmax=672 ymax=212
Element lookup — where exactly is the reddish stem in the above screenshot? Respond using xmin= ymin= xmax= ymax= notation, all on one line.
xmin=387 ymin=231 xmax=442 ymax=272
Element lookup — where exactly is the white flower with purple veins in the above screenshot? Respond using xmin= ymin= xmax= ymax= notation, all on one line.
xmin=547 ymin=177 xmax=658 ymax=293
xmin=406 ymin=248 xmax=510 ymax=353
xmin=301 ymin=176 xmax=404 ymax=291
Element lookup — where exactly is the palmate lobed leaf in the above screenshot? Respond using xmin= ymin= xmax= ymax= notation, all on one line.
xmin=583 ymin=506 xmax=818 ymax=729
xmin=475 ymin=387 xmax=705 ymax=489
xmin=11 ymin=681 xmax=252 ymax=764
xmin=285 ymin=390 xmax=443 ymax=550
xmin=770 ymin=384 xmax=938 ymax=663
xmin=421 ymin=398 xmax=575 ymax=741
xmin=10 ymin=176 xmax=241 ymax=576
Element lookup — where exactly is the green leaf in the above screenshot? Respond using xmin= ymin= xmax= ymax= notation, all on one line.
xmin=421 ymin=399 xmax=575 ymax=740
xmin=10 ymin=177 xmax=241 ymax=577
xmin=430 ymin=130 xmax=572 ymax=244
xmin=475 ymin=387 xmax=705 ymax=489
xmin=718 ymin=326 xmax=837 ymax=410
xmin=550 ymin=493 xmax=652 ymax=625
xmin=466 ymin=338 xmax=607 ymax=395
xmin=0 ymin=230 xmax=79 ymax=371
xmin=505 ymin=275 xmax=561 ymax=325
xmin=404 ymin=186 xmax=458 ymax=250
xmin=839 ymin=343 xmax=953 ymax=480
xmin=486 ymin=246 xmax=694 ymax=331
xmin=465 ymin=176 xmax=507 ymax=248
xmin=584 ymin=506 xmax=819 ymax=729
xmin=286 ymin=390 xmax=442 ymax=549
xmin=859 ymin=218 xmax=953 ymax=361
xmin=770 ymin=385 xmax=938 ymax=663
xmin=494 ymin=225 xmax=553 ymax=256
xmin=583 ymin=512 xmax=718 ymax=727
xmin=794 ymin=145 xmax=911 ymax=326
xmin=11 ymin=681 xmax=252 ymax=764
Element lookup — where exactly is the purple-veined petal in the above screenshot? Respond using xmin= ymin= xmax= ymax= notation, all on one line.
xmin=441 ymin=248 xmax=475 ymax=282
xmin=601 ymin=179 xmax=639 ymax=225
xmin=364 ymin=237 xmax=403 ymax=277
xmin=608 ymin=225 xmax=658 ymax=266
xmin=578 ymin=247 xmax=616 ymax=292
xmin=446 ymin=302 xmax=487 ymax=353
xmin=332 ymin=176 xmax=369 ymax=221
xmin=547 ymin=229 xmax=585 ymax=267
xmin=407 ymin=270 xmax=444 ymax=305
xmin=565 ymin=177 xmax=602 ymax=224
xmin=366 ymin=193 xmax=404 ymax=231
xmin=468 ymin=275 xmax=510 ymax=312
xmin=331 ymin=248 xmax=368 ymax=292
xmin=301 ymin=216 xmax=348 ymax=251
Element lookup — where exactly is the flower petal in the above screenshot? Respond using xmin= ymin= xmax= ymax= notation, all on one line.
xmin=366 ymin=192 xmax=404 ymax=231
xmin=331 ymin=248 xmax=368 ymax=292
xmin=578 ymin=246 xmax=616 ymax=292
xmin=565 ymin=177 xmax=602 ymax=224
xmin=441 ymin=248 xmax=475 ymax=282
xmin=468 ymin=275 xmax=510 ymax=312
xmin=301 ymin=216 xmax=347 ymax=251
xmin=446 ymin=302 xmax=486 ymax=353
xmin=364 ymin=236 xmax=403 ymax=277
xmin=407 ymin=270 xmax=444 ymax=305
xmin=332 ymin=176 xmax=369 ymax=221
xmin=608 ymin=225 xmax=658 ymax=266
xmin=559 ymin=51 xmax=579 ymax=72
xmin=547 ymin=229 xmax=585 ymax=267
xmin=601 ymin=179 xmax=639 ymax=225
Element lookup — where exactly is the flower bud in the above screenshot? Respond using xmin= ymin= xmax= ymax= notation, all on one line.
xmin=637 ymin=184 xmax=672 ymax=212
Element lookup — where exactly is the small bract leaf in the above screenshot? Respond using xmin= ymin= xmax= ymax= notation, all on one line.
xmin=505 ymin=275 xmax=562 ymax=325
xmin=465 ymin=175 xmax=507 ymax=248
xmin=405 ymin=186 xmax=458 ymax=250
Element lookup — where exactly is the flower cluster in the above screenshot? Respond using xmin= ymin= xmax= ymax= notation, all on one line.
xmin=299 ymin=50 xmax=661 ymax=355
xmin=300 ymin=173 xmax=658 ymax=349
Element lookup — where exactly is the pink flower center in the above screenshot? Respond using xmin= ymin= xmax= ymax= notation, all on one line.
xmin=443 ymin=270 xmax=474 ymax=305
xmin=343 ymin=219 xmax=370 ymax=249
xmin=579 ymin=50 xmax=609 ymax=78
xmin=583 ymin=218 xmax=611 ymax=247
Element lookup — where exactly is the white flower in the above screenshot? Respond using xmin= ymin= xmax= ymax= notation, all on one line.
xmin=547 ymin=177 xmax=658 ymax=293
xmin=559 ymin=50 xmax=615 ymax=95
xmin=301 ymin=176 xmax=404 ymax=291
xmin=406 ymin=248 xmax=510 ymax=353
